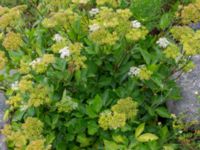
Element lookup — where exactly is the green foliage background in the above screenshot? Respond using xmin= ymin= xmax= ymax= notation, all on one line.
xmin=0 ymin=0 xmax=199 ymax=150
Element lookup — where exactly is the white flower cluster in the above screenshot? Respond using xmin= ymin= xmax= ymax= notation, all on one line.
xmin=29 ymin=58 xmax=42 ymax=68
xmin=89 ymin=8 xmax=99 ymax=16
xmin=11 ymin=81 xmax=19 ymax=91
xmin=156 ymin=37 xmax=170 ymax=48
xmin=89 ymin=24 xmax=100 ymax=32
xmin=53 ymin=34 xmax=63 ymax=42
xmin=128 ymin=66 xmax=141 ymax=77
xmin=59 ymin=47 xmax=70 ymax=59
xmin=131 ymin=20 xmax=141 ymax=28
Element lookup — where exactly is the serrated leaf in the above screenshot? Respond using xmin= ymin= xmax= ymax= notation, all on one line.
xmin=137 ymin=133 xmax=159 ymax=142
xmin=135 ymin=123 xmax=145 ymax=138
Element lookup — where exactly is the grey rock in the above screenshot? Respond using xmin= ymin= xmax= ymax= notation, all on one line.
xmin=190 ymin=22 xmax=200 ymax=30
xmin=0 ymin=92 xmax=7 ymax=128
xmin=167 ymin=55 xmax=200 ymax=129
xmin=0 ymin=92 xmax=7 ymax=150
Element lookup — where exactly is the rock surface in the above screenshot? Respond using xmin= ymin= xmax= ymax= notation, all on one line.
xmin=0 ymin=92 xmax=7 ymax=150
xmin=167 ymin=55 xmax=200 ymax=129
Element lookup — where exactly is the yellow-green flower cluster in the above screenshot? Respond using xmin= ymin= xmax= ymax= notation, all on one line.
xmin=89 ymin=7 xmax=148 ymax=46
xmin=89 ymin=28 xmax=119 ymax=46
xmin=28 ymin=84 xmax=51 ymax=107
xmin=125 ymin=27 xmax=148 ymax=42
xmin=52 ymin=40 xmax=86 ymax=71
xmin=56 ymin=96 xmax=78 ymax=113
xmin=26 ymin=139 xmax=51 ymax=150
xmin=90 ymin=8 xmax=131 ymax=29
xmin=30 ymin=54 xmax=55 ymax=74
xmin=129 ymin=65 xmax=152 ymax=80
xmin=178 ymin=0 xmax=200 ymax=24
xmin=98 ymin=110 xmax=126 ymax=130
xmin=42 ymin=9 xmax=79 ymax=29
xmin=138 ymin=66 xmax=152 ymax=80
xmin=68 ymin=42 xmax=86 ymax=71
xmin=171 ymin=26 xmax=200 ymax=55
xmin=18 ymin=77 xmax=33 ymax=93
xmin=164 ymin=43 xmax=181 ymax=59
xmin=6 ymin=94 xmax=22 ymax=109
xmin=99 ymin=97 xmax=138 ymax=130
xmin=96 ymin=0 xmax=119 ymax=7
xmin=19 ymin=59 xmax=30 ymax=74
xmin=170 ymin=26 xmax=194 ymax=40
xmin=51 ymin=40 xmax=69 ymax=53
xmin=111 ymin=97 xmax=138 ymax=120
xmin=6 ymin=130 xmax=27 ymax=149
xmin=0 ymin=51 xmax=7 ymax=70
xmin=0 ymin=5 xmax=26 ymax=30
xmin=22 ymin=117 xmax=44 ymax=140
xmin=2 ymin=32 xmax=23 ymax=50
xmin=38 ymin=0 xmax=70 ymax=12
xmin=1 ymin=117 xmax=50 ymax=150
xmin=0 ymin=6 xmax=9 ymax=16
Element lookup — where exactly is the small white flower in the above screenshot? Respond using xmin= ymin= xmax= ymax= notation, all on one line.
xmin=131 ymin=20 xmax=141 ymax=28
xmin=156 ymin=37 xmax=170 ymax=48
xmin=179 ymin=130 xmax=183 ymax=134
xmin=20 ymin=105 xmax=28 ymax=111
xmin=11 ymin=81 xmax=19 ymax=90
xmin=29 ymin=58 xmax=42 ymax=68
xmin=128 ymin=66 xmax=141 ymax=76
xmin=194 ymin=91 xmax=199 ymax=95
xmin=59 ymin=47 xmax=70 ymax=59
xmin=53 ymin=34 xmax=63 ymax=42
xmin=89 ymin=24 xmax=100 ymax=32
xmin=89 ymin=8 xmax=99 ymax=16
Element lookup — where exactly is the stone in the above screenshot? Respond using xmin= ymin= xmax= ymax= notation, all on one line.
xmin=167 ymin=55 xmax=200 ymax=129
xmin=0 ymin=92 xmax=7 ymax=150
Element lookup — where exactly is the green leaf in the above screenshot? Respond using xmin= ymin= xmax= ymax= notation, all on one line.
xmin=160 ymin=126 xmax=169 ymax=142
xmin=135 ymin=123 xmax=145 ymax=138
xmin=104 ymin=140 xmax=120 ymax=150
xmin=87 ymin=120 xmax=99 ymax=135
xmin=155 ymin=107 xmax=171 ymax=118
xmin=86 ymin=105 xmax=97 ymax=118
xmin=46 ymin=133 xmax=55 ymax=144
xmin=151 ymin=76 xmax=164 ymax=89
xmin=12 ymin=110 xmax=25 ymax=122
xmin=76 ymin=135 xmax=92 ymax=147
xmin=137 ymin=133 xmax=159 ymax=142
xmin=91 ymin=95 xmax=103 ymax=113
xmin=160 ymin=13 xmax=172 ymax=30
xmin=112 ymin=134 xmax=127 ymax=144
xmin=53 ymin=58 xmax=66 ymax=71
xmin=139 ymin=48 xmax=151 ymax=65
